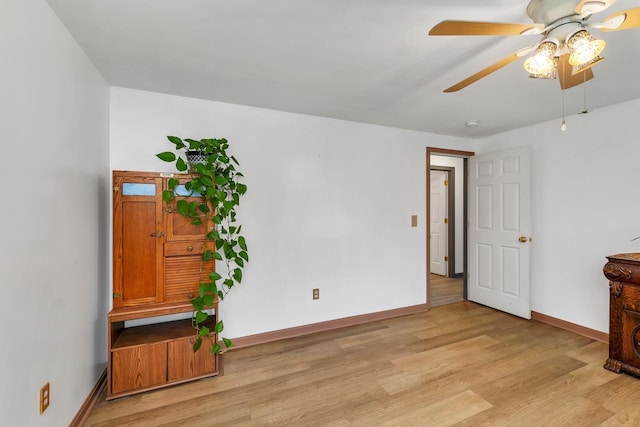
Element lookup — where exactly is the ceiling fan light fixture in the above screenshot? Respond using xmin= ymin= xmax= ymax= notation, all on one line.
xmin=567 ymin=30 xmax=606 ymax=66
xmin=523 ymin=41 xmax=558 ymax=76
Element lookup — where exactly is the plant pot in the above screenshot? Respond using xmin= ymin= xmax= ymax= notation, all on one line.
xmin=186 ymin=151 xmax=207 ymax=170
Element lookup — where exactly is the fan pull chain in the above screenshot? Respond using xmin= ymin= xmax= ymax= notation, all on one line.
xmin=561 ymin=89 xmax=567 ymax=131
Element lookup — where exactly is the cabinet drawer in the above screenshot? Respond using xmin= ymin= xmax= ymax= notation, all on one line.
xmin=164 ymin=241 xmax=211 ymax=257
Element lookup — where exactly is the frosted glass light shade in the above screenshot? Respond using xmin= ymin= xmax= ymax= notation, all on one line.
xmin=567 ymin=30 xmax=606 ymax=66
xmin=524 ymin=41 xmax=558 ymax=76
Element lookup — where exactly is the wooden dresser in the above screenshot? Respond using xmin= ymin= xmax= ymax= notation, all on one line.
xmin=603 ymin=253 xmax=640 ymax=377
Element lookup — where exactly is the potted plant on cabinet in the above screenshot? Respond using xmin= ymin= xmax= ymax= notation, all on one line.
xmin=157 ymin=136 xmax=248 ymax=354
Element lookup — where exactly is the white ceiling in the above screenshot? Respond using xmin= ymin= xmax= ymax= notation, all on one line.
xmin=46 ymin=0 xmax=640 ymax=138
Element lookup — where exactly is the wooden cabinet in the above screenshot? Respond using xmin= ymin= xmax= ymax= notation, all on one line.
xmin=108 ymin=171 xmax=219 ymax=399
xmin=603 ymin=253 xmax=640 ymax=377
xmin=112 ymin=171 xmax=214 ymax=308
xmin=107 ymin=303 xmax=219 ymax=399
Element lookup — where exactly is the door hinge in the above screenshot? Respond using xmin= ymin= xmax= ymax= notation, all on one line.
xmin=444 ymin=256 xmax=449 ymax=262
xmin=444 ymin=180 xmax=448 ymax=186
xmin=113 ymin=292 xmax=120 ymax=299
xmin=444 ymin=218 xmax=449 ymax=224
xmin=112 ymin=186 xmax=119 ymax=192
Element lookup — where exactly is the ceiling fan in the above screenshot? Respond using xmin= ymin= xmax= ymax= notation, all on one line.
xmin=429 ymin=0 xmax=640 ymax=92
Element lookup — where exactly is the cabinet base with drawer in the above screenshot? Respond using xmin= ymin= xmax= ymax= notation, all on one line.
xmin=107 ymin=302 xmax=219 ymax=400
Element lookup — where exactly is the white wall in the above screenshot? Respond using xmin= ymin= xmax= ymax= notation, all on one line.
xmin=430 ymin=155 xmax=465 ymax=275
xmin=478 ymin=98 xmax=640 ymax=333
xmin=0 ymin=1 xmax=110 ymax=425
xmin=110 ymin=87 xmax=475 ymax=337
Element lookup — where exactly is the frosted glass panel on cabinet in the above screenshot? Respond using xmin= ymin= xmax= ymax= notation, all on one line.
xmin=174 ymin=185 xmax=201 ymax=197
xmin=122 ymin=183 xmax=156 ymax=196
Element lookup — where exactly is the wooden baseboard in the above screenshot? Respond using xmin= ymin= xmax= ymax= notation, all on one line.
xmin=531 ymin=311 xmax=609 ymax=343
xmin=229 ymin=303 xmax=430 ymax=349
xmin=70 ymin=368 xmax=107 ymax=427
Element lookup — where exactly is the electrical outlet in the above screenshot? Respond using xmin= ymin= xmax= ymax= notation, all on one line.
xmin=313 ymin=288 xmax=319 ymax=300
xmin=40 ymin=382 xmax=50 ymax=414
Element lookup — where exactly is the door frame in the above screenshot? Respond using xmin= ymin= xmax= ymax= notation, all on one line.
xmin=430 ymin=166 xmax=455 ymax=278
xmin=426 ymin=147 xmax=475 ymax=309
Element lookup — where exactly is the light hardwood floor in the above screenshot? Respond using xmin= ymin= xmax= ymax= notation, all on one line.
xmin=85 ymin=302 xmax=640 ymax=426
xmin=430 ymin=273 xmax=463 ymax=307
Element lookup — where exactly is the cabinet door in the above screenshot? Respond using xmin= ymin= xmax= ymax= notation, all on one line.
xmin=113 ymin=173 xmax=164 ymax=308
xmin=111 ymin=343 xmax=167 ymax=394
xmin=167 ymin=336 xmax=217 ymax=382
xmin=164 ymin=178 xmax=210 ymax=243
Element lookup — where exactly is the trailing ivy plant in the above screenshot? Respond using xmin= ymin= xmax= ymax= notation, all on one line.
xmin=157 ymin=136 xmax=248 ymax=354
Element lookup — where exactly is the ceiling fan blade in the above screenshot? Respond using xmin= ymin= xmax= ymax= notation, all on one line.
xmin=443 ymin=52 xmax=522 ymax=93
xmin=557 ymin=54 xmax=594 ymax=90
xmin=429 ymin=20 xmax=543 ymax=36
xmin=575 ymin=0 xmax=616 ymax=16
xmin=599 ymin=7 xmax=640 ymax=31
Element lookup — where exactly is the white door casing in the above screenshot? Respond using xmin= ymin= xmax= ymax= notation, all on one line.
xmin=469 ymin=147 xmax=531 ymax=319
xmin=430 ymin=170 xmax=448 ymax=276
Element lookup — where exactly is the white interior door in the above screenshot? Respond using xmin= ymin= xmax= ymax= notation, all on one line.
xmin=469 ymin=147 xmax=531 ymax=319
xmin=430 ymin=170 xmax=448 ymax=276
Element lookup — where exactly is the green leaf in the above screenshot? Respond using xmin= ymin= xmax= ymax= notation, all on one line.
xmin=222 ymin=337 xmax=233 ymax=348
xmin=176 ymin=199 xmax=189 ymax=216
xmin=162 ymin=190 xmax=174 ymax=204
xmin=237 ymin=183 xmax=248 ymax=195
xmin=199 ymin=326 xmax=210 ymax=337
xmin=203 ymin=294 xmax=215 ymax=307
xmin=211 ymin=342 xmax=221 ymax=354
xmin=235 ymin=257 xmax=244 ymax=267
xmin=195 ymin=310 xmax=208 ymax=324
xmin=230 ymin=155 xmax=239 ymax=165
xmin=202 ymin=249 xmax=214 ymax=261
xmin=156 ymin=152 xmax=176 ymax=162
xmin=232 ymin=268 xmax=243 ymax=283
xmin=213 ymin=252 xmax=223 ymax=261
xmin=215 ymin=175 xmax=228 ymax=185
xmin=192 ymin=296 xmax=205 ymax=311
xmin=239 ymin=250 xmax=249 ymax=262
xmin=217 ymin=290 xmax=225 ymax=300
xmin=193 ymin=336 xmax=203 ymax=352
xmin=214 ymin=320 xmax=224 ymax=333
xmin=167 ymin=178 xmax=178 ymax=190
xmin=209 ymin=271 xmax=223 ymax=281
xmin=168 ymin=135 xmax=183 ymax=145
xmin=223 ymin=200 xmax=235 ymax=212
xmin=191 ymin=218 xmax=202 ymax=226
xmin=238 ymin=236 xmax=247 ymax=251
xmin=176 ymin=157 xmax=188 ymax=172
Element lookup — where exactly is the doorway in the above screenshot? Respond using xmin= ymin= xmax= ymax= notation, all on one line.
xmin=426 ymin=147 xmax=474 ymax=308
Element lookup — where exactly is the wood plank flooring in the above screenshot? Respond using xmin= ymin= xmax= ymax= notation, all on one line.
xmin=431 ymin=273 xmax=463 ymax=307
xmin=85 ymin=302 xmax=640 ymax=426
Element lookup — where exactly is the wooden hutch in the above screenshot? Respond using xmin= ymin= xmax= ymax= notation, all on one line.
xmin=107 ymin=171 xmax=218 ymax=400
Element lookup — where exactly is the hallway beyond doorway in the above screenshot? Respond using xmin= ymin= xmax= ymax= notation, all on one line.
xmin=430 ymin=273 xmax=463 ymax=307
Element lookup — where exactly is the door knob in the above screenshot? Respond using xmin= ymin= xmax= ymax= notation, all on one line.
xmin=519 ymin=236 xmax=530 ymax=243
